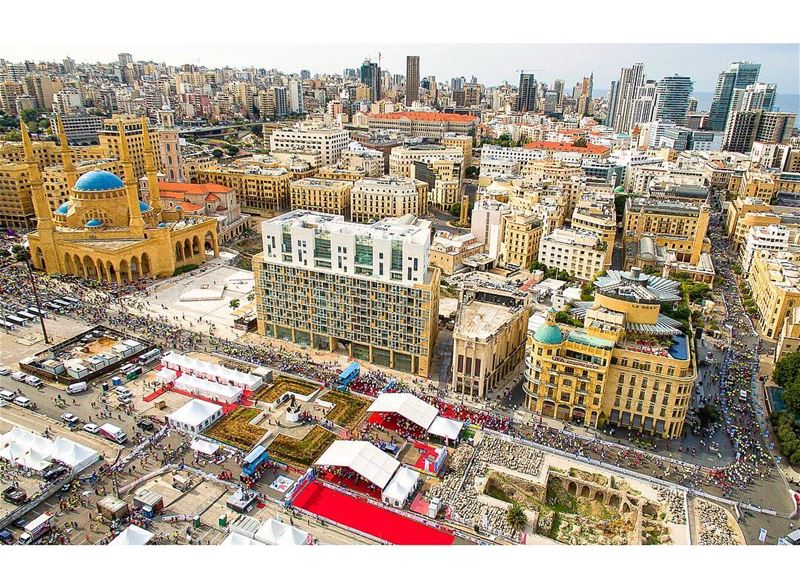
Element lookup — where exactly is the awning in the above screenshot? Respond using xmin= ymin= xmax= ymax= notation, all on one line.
xmin=381 ymin=466 xmax=420 ymax=505
xmin=109 ymin=524 xmax=154 ymax=546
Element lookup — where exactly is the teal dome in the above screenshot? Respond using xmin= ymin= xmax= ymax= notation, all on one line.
xmin=139 ymin=201 xmax=151 ymax=212
xmin=614 ymin=185 xmax=626 ymax=193
xmin=74 ymin=170 xmax=125 ymax=192
xmin=85 ymin=219 xmax=104 ymax=228
xmin=55 ymin=202 xmax=69 ymax=214
xmin=534 ymin=322 xmax=563 ymax=345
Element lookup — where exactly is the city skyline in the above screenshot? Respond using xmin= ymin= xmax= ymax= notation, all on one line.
xmin=4 ymin=43 xmax=799 ymax=94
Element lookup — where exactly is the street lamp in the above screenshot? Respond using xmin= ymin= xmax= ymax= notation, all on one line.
xmin=12 ymin=244 xmax=50 ymax=344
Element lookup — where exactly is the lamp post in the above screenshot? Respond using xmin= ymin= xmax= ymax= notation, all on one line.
xmin=13 ymin=245 xmax=50 ymax=344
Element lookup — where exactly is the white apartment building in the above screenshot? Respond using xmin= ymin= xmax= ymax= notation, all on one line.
xmin=480 ymin=144 xmax=542 ymax=166
xmin=471 ymin=198 xmax=512 ymax=259
xmin=341 ymin=142 xmax=384 ymax=177
xmin=538 ymin=227 xmax=606 ymax=282
xmin=741 ymin=223 xmax=793 ymax=272
xmin=389 ymin=144 xmax=464 ymax=207
xmin=254 ymin=211 xmax=440 ymax=376
xmin=351 ymin=175 xmax=428 ymax=223
xmin=269 ymin=125 xmax=349 ymax=166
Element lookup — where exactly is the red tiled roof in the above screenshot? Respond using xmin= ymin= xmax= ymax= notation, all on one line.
xmin=523 ymin=141 xmax=609 ymax=155
xmin=369 ymin=112 xmax=476 ymax=123
xmin=157 ymin=181 xmax=234 ymax=195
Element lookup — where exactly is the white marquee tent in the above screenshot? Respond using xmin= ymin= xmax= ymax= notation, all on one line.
xmin=254 ymin=518 xmax=312 ymax=546
xmin=190 ymin=438 xmax=220 ymax=455
xmin=174 ymin=373 xmax=242 ymax=403
xmin=162 ymin=352 xmax=262 ymax=391
xmin=366 ymin=393 xmax=438 ymax=430
xmin=427 ymin=416 xmax=464 ymax=441
xmin=155 ymin=367 xmax=177 ymax=384
xmin=0 ymin=426 xmax=99 ymax=473
xmin=381 ymin=466 xmax=420 ymax=508
xmin=222 ymin=532 xmax=261 ymax=546
xmin=167 ymin=399 xmax=223 ymax=434
xmin=109 ymin=524 xmax=154 ymax=546
xmin=315 ymin=440 xmax=400 ymax=490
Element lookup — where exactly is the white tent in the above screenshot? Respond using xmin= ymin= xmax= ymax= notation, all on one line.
xmin=427 ymin=416 xmax=464 ymax=441
xmin=382 ymin=466 xmax=420 ymax=508
xmin=175 ymin=373 xmax=242 ymax=403
xmin=168 ymin=399 xmax=223 ymax=433
xmin=190 ymin=438 xmax=220 ymax=455
xmin=254 ymin=518 xmax=312 ymax=546
xmin=16 ymin=448 xmax=52 ymax=471
xmin=222 ymin=532 xmax=261 ymax=546
xmin=50 ymin=437 xmax=100 ymax=471
xmin=162 ymin=352 xmax=262 ymax=391
xmin=315 ymin=440 xmax=400 ymax=490
xmin=109 ymin=524 xmax=154 ymax=546
xmin=155 ymin=367 xmax=177 ymax=383
xmin=367 ymin=393 xmax=438 ymax=430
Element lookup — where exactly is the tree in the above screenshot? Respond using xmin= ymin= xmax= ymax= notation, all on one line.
xmin=465 ymin=165 xmax=479 ymax=179
xmin=212 ymin=148 xmax=224 ymax=159
xmin=229 ymin=298 xmax=240 ymax=310
xmin=572 ymin=137 xmax=587 ymax=147
xmin=449 ymin=202 xmax=461 ymax=218
xmin=580 ymin=283 xmax=594 ymax=301
xmin=697 ymin=404 xmax=721 ymax=429
xmin=20 ymin=109 xmax=39 ymax=124
xmin=773 ymin=352 xmax=800 ymax=388
xmin=246 ymin=292 xmax=255 ymax=303
xmin=226 ymin=145 xmax=240 ymax=156
xmin=506 ymin=502 xmax=528 ymax=534
xmin=781 ymin=379 xmax=800 ymax=415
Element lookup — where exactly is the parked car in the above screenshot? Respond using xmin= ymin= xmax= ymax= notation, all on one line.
xmin=0 ymin=389 xmax=16 ymax=402
xmin=42 ymin=465 xmax=67 ymax=482
xmin=10 ymin=371 xmax=26 ymax=382
xmin=2 ymin=486 xmax=28 ymax=505
xmin=117 ymin=396 xmax=133 ymax=406
xmin=61 ymin=413 xmax=79 ymax=426
xmin=83 ymin=423 xmax=100 ymax=435
xmin=114 ymin=385 xmax=130 ymax=395
xmin=24 ymin=375 xmax=42 ymax=388
xmin=137 ymin=418 xmax=155 ymax=431
xmin=13 ymin=396 xmax=31 ymax=408
xmin=0 ymin=366 xmax=12 ymax=376
xmin=0 ymin=529 xmax=13 ymax=545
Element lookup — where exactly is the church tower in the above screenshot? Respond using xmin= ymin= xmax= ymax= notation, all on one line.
xmin=157 ymin=96 xmax=184 ymax=182
xmin=21 ymin=121 xmax=59 ymax=272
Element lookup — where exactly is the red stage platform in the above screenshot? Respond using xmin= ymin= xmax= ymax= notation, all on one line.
xmin=292 ymin=481 xmax=454 ymax=545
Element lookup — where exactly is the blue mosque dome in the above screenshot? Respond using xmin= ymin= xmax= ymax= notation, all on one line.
xmin=533 ymin=322 xmax=564 ymax=345
xmin=175 ymin=205 xmax=183 ymax=211
xmin=55 ymin=202 xmax=70 ymax=214
xmin=157 ymin=222 xmax=167 ymax=228
xmin=85 ymin=219 xmax=104 ymax=228
xmin=74 ymin=170 xmax=125 ymax=192
xmin=139 ymin=200 xmax=152 ymax=213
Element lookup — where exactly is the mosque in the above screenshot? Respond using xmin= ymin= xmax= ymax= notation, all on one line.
xmin=24 ymin=117 xmax=219 ymax=283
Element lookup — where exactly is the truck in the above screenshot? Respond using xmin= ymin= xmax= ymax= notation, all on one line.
xmin=18 ymin=513 xmax=52 ymax=545
xmin=99 ymin=423 xmax=128 ymax=444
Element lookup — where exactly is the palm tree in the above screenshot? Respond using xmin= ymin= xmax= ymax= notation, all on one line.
xmin=506 ymin=502 xmax=528 ymax=535
xmin=229 ymin=298 xmax=240 ymax=310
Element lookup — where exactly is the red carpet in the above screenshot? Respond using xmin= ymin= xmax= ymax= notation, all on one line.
xmin=293 ymin=481 xmax=454 ymax=545
xmin=317 ymin=470 xmax=382 ymax=500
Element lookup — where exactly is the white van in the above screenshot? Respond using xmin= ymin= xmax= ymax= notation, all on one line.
xmin=13 ymin=396 xmax=31 ymax=408
xmin=738 ymin=390 xmax=749 ymax=402
xmin=66 ymin=382 xmax=87 ymax=394
xmin=0 ymin=389 xmax=16 ymax=402
xmin=24 ymin=375 xmax=43 ymax=388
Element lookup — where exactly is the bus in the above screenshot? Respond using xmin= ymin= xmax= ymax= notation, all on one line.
xmin=137 ymin=348 xmax=162 ymax=366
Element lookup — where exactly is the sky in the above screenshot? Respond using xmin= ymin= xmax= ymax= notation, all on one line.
xmin=3 ymin=43 xmax=799 ymax=95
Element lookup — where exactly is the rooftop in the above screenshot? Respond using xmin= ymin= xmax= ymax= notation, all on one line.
xmin=369 ymin=112 xmax=477 ymax=123
xmin=523 ymin=141 xmax=609 ymax=155
xmin=456 ymin=299 xmax=520 ymax=340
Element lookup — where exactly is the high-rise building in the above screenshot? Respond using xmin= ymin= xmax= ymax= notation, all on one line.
xmin=253 ymin=211 xmax=440 ymax=376
xmin=708 ymin=61 xmax=761 ymax=131
xmin=730 ymin=82 xmax=777 ymax=115
xmin=288 ymin=78 xmax=304 ymax=114
xmin=300 ymin=69 xmax=311 ymax=80
xmin=553 ymin=79 xmax=565 ymax=107
xmin=631 ymin=80 xmax=657 ymax=127
xmin=515 ymin=72 xmax=538 ymax=112
xmin=118 ymin=53 xmax=133 ymax=68
xmin=608 ymin=63 xmax=646 ymax=132
xmin=360 ymin=58 xmax=381 ymax=101
xmin=652 ymin=75 xmax=693 ymax=125
xmin=723 ymin=110 xmax=796 ymax=153
xmin=405 ymin=56 xmax=420 ymax=106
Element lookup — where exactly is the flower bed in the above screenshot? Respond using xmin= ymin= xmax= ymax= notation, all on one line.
xmin=205 ymin=407 xmax=265 ymax=450
xmin=252 ymin=375 xmax=320 ymax=404
xmin=267 ymin=426 xmax=337 ymax=468
xmin=322 ymin=391 xmax=369 ymax=429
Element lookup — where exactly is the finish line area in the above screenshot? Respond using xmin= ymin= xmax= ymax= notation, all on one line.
xmin=291 ymin=481 xmax=455 ymax=545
